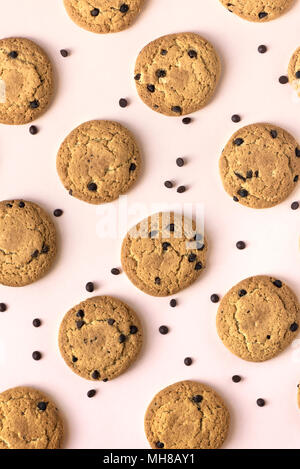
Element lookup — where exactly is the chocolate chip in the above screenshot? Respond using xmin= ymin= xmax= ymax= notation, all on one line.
xmin=162 ymin=242 xmax=171 ymax=250
xmin=177 ymin=185 xmax=186 ymax=193
xmin=155 ymin=277 xmax=161 ymax=285
xmin=120 ymin=3 xmax=129 ymax=13
xmin=256 ymin=398 xmax=265 ymax=407
xmin=119 ymin=98 xmax=128 ymax=108
xmin=290 ymin=323 xmax=299 ymax=332
xmin=234 ymin=172 xmax=246 ymax=182
xmin=156 ymin=69 xmax=166 ymax=78
xmin=270 ymin=130 xmax=277 ymax=138
xmin=188 ymin=50 xmax=197 ymax=58
xmin=210 ymin=294 xmax=220 ymax=303
xmin=273 ymin=280 xmax=282 ymax=288
xmin=258 ymin=11 xmax=268 ymax=19
xmin=238 ymin=289 xmax=247 ymax=297
xmin=196 ymin=242 xmax=205 ymax=251
xmin=72 ymin=356 xmax=78 ymax=363
xmin=108 ymin=318 xmax=115 ymax=326
xmin=279 ymin=75 xmax=288 ymax=84
xmin=170 ymin=299 xmax=177 ymax=307
xmin=87 ymin=182 xmax=97 ymax=191
xmin=192 ymin=395 xmax=203 ymax=403
xmin=167 ymin=223 xmax=175 ymax=232
xmin=87 ymin=390 xmax=96 ymax=398
xmin=129 ymin=163 xmax=136 ymax=171
xmin=176 ymin=157 xmax=185 ymax=167
xmin=76 ymin=310 xmax=84 ymax=318
xmin=161 ymin=49 xmax=167 ymax=55
xmin=296 ymin=148 xmax=300 ymax=157
xmin=31 ymin=250 xmax=39 ymax=259
xmin=147 ymin=84 xmax=155 ymax=93
xmin=8 ymin=51 xmax=18 ymax=58
xmin=195 ymin=262 xmax=202 ymax=271
xmin=232 ymin=375 xmax=242 ymax=383
xmin=234 ymin=138 xmax=244 ymax=146
xmin=103 ymin=378 xmax=108 ymax=382
xmin=182 ymin=117 xmax=192 ymax=124
xmin=267 ymin=335 xmax=271 ymax=340
xmin=134 ymin=73 xmax=141 ymax=81
xmin=246 ymin=170 xmax=253 ymax=179
xmin=111 ymin=268 xmax=120 ymax=275
xmin=188 ymin=253 xmax=196 ymax=262
xmin=37 ymin=402 xmax=48 ymax=411
xmin=184 ymin=357 xmax=193 ymax=366
xmin=53 ymin=209 xmax=63 ymax=217
xmin=238 ymin=189 xmax=249 ymax=198
xmin=29 ymin=125 xmax=38 ymax=135
xmin=92 ymin=370 xmax=100 ymax=380
xmin=60 ymin=49 xmax=69 ymax=57
xmin=90 ymin=8 xmax=100 ymax=16
xmin=258 ymin=45 xmax=267 ymax=54
xmin=255 ymin=170 xmax=259 ymax=177
xmin=164 ymin=180 xmax=173 ymax=189
xmin=233 ymin=196 xmax=239 ymax=202
xmin=85 ymin=282 xmax=94 ymax=293
xmin=291 ymin=201 xmax=299 ymax=210
xmin=32 ymin=351 xmax=42 ymax=361
xmin=76 ymin=320 xmax=85 ymax=329
xmin=296 ymin=71 xmax=300 ymax=79
xmin=171 ymin=106 xmax=182 ymax=114
xmin=119 ymin=334 xmax=126 ymax=343
xmin=159 ymin=325 xmax=169 ymax=335
xmin=236 ymin=241 xmax=246 ymax=250
xmin=156 ymin=441 xmax=164 ymax=448
xmin=29 ymin=99 xmax=39 ymax=109
xmin=19 ymin=201 xmax=25 ymax=208
xmin=130 ymin=325 xmax=138 ymax=334
xmin=231 ymin=114 xmax=241 ymax=123
xmin=32 ymin=318 xmax=41 ymax=327
xmin=0 ymin=303 xmax=7 ymax=312
xmin=294 ymin=175 xmax=299 ymax=182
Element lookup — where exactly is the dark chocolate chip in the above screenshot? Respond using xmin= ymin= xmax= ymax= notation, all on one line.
xmin=210 ymin=294 xmax=220 ymax=303
xmin=188 ymin=50 xmax=197 ymax=58
xmin=159 ymin=325 xmax=169 ymax=335
xmin=134 ymin=73 xmax=141 ymax=81
xmin=32 ymin=318 xmax=41 ymax=327
xmin=92 ymin=370 xmax=100 ymax=380
xmin=258 ymin=11 xmax=268 ymax=19
xmin=294 ymin=175 xmax=299 ymax=182
xmin=234 ymin=138 xmax=244 ymax=146
xmin=195 ymin=262 xmax=202 ymax=271
xmin=0 ymin=303 xmax=7 ymax=312
xmin=270 ymin=130 xmax=277 ymax=139
xmin=162 ymin=242 xmax=171 ymax=250
xmin=108 ymin=318 xmax=115 ymax=326
xmin=232 ymin=375 xmax=242 ymax=383
xmin=182 ymin=117 xmax=192 ymax=124
xmin=85 ymin=282 xmax=94 ymax=293
xmin=258 ymin=45 xmax=267 ymax=54
xmin=171 ymin=106 xmax=182 ymax=114
xmin=72 ymin=356 xmax=78 ymax=363
xmin=164 ymin=180 xmax=173 ymax=189
xmin=188 ymin=253 xmax=196 ymax=262
xmin=238 ymin=289 xmax=247 ymax=297
xmin=87 ymin=389 xmax=96 ymax=398
xmin=156 ymin=69 xmax=166 ymax=78
xmin=279 ymin=75 xmax=288 ymax=84
xmin=273 ymin=279 xmax=282 ymax=288
xmin=155 ymin=277 xmax=161 ymax=285
xmin=147 ymin=84 xmax=155 ymax=93
xmin=120 ymin=4 xmax=129 ymax=13
xmin=231 ymin=114 xmax=241 ymax=123
xmin=192 ymin=395 xmax=203 ymax=403
xmin=290 ymin=323 xmax=299 ymax=332
xmin=296 ymin=148 xmax=300 ymax=157
xmin=236 ymin=241 xmax=246 ymax=250
xmin=130 ymin=325 xmax=138 ymax=334
xmin=177 ymin=185 xmax=186 ymax=193
xmin=87 ymin=182 xmax=97 ymax=191
xmin=29 ymin=99 xmax=39 ymax=109
xmin=167 ymin=223 xmax=175 ymax=232
xmin=19 ymin=201 xmax=25 ymax=208
xmin=8 ymin=51 xmax=18 ymax=58
xmin=170 ymin=299 xmax=177 ymax=307
xmin=291 ymin=201 xmax=299 ymax=210
xmin=31 ymin=250 xmax=39 ymax=259
xmin=184 ymin=357 xmax=193 ymax=366
xmin=91 ymin=8 xmax=100 ymax=16
xmin=111 ymin=268 xmax=121 ymax=275
xmin=32 ymin=351 xmax=42 ymax=361
xmin=296 ymin=71 xmax=300 ymax=79
xmin=119 ymin=98 xmax=128 ymax=108
xmin=176 ymin=157 xmax=185 ymax=167
xmin=256 ymin=398 xmax=265 ymax=407
xmin=76 ymin=310 xmax=84 ymax=318
xmin=156 ymin=441 xmax=164 ymax=448
xmin=238 ymin=189 xmax=249 ymax=198
xmin=119 ymin=334 xmax=126 ymax=343
xmin=37 ymin=402 xmax=48 ymax=411
xmin=76 ymin=320 xmax=85 ymax=329
xmin=60 ymin=49 xmax=69 ymax=57
xmin=53 ymin=209 xmax=63 ymax=217
xmin=161 ymin=49 xmax=167 ymax=55
xmin=29 ymin=125 xmax=38 ymax=135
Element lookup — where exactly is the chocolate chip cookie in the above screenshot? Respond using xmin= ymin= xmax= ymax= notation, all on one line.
xmin=134 ymin=32 xmax=221 ymax=116
xmin=216 ymin=275 xmax=300 ymax=362
xmin=219 ymin=0 xmax=294 ymax=22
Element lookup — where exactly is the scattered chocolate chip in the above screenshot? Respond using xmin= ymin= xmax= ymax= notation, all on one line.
xmin=120 ymin=3 xmax=129 ymax=12
xmin=294 ymin=175 xmax=299 ymax=182
xmin=238 ymin=289 xmax=247 ymax=297
xmin=170 ymin=299 xmax=177 ymax=308
xmin=238 ymin=189 xmax=249 ymax=198
xmin=108 ymin=318 xmax=115 ymax=326
xmin=19 ymin=201 xmax=25 ymax=208
xmin=156 ymin=69 xmax=166 ymax=78
xmin=188 ymin=50 xmax=197 ymax=58
xmin=232 ymin=375 xmax=242 ymax=383
xmin=234 ymin=172 xmax=246 ymax=182
xmin=129 ymin=163 xmax=137 ymax=172
xmin=177 ymin=185 xmax=186 ymax=193
xmin=233 ymin=196 xmax=239 ymax=202
xmin=0 ymin=303 xmax=7 ymax=313
xmin=31 ymin=250 xmax=39 ymax=259
xmin=236 ymin=241 xmax=246 ymax=250
xmin=188 ymin=253 xmax=196 ymax=262
xmin=32 ymin=318 xmax=41 ymax=327
xmin=256 ymin=398 xmax=266 ymax=407
xmin=87 ymin=389 xmax=96 ymax=398
xmin=184 ymin=357 xmax=193 ymax=366
xmin=267 ymin=335 xmax=271 ymax=340
xmin=291 ymin=201 xmax=299 ymax=210
xmin=279 ymin=75 xmax=288 ymax=84
xmin=156 ymin=441 xmax=164 ymax=448
xmin=167 ymin=223 xmax=175 ymax=232
xmin=92 ymin=370 xmax=100 ymax=380
xmin=171 ymin=106 xmax=182 ymax=114
xmin=290 ymin=323 xmax=299 ymax=332
xmin=195 ymin=262 xmax=202 ymax=271
xmin=134 ymin=73 xmax=141 ymax=81
xmin=164 ymin=180 xmax=173 ymax=189
xmin=182 ymin=117 xmax=192 ymax=124
xmin=246 ymin=170 xmax=253 ymax=179
xmin=119 ymin=334 xmax=126 ymax=343
xmin=53 ymin=209 xmax=63 ymax=217
xmin=119 ymin=98 xmax=128 ymax=108
xmin=270 ymin=130 xmax=277 ymax=139
xmin=258 ymin=11 xmax=268 ymax=19
xmin=162 ymin=242 xmax=171 ymax=250
xmin=258 ymin=45 xmax=267 ymax=54
xmin=159 ymin=325 xmax=169 ymax=335
xmin=72 ymin=356 xmax=78 ymax=363
xmin=176 ymin=157 xmax=185 ymax=167
xmin=296 ymin=71 xmax=300 ymax=79
xmin=85 ymin=282 xmax=94 ymax=293
xmin=69 ymin=190 xmax=73 ymax=196
xmin=111 ymin=268 xmax=120 ymax=275
xmin=8 ymin=51 xmax=18 ymax=58
xmin=231 ymin=114 xmax=241 ymax=123
xmin=192 ymin=395 xmax=203 ymax=403
xmin=91 ymin=8 xmax=100 ymax=16
xmin=103 ymin=378 xmax=108 ymax=382
xmin=29 ymin=125 xmax=38 ymax=135
xmin=60 ymin=49 xmax=69 ymax=57
xmin=273 ymin=280 xmax=282 ymax=288
xmin=87 ymin=182 xmax=97 ymax=191
xmin=29 ymin=99 xmax=39 ymax=109
xmin=76 ymin=310 xmax=84 ymax=318
xmin=147 ymin=84 xmax=155 ymax=93
xmin=210 ymin=294 xmax=220 ymax=303
xmin=155 ymin=277 xmax=161 ymax=285
xmin=130 ymin=325 xmax=138 ymax=334
xmin=32 ymin=351 xmax=42 ymax=361
xmin=234 ymin=138 xmax=244 ymax=146
xmin=37 ymin=402 xmax=48 ymax=411
xmin=76 ymin=320 xmax=85 ymax=329
xmin=296 ymin=148 xmax=300 ymax=157
xmin=161 ymin=49 xmax=167 ymax=55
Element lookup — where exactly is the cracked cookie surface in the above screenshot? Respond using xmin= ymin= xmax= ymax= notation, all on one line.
xmin=0 ymin=386 xmax=64 ymax=449
xmin=216 ymin=275 xmax=300 ymax=362
xmin=56 ymin=120 xmax=141 ymax=204
xmin=145 ymin=380 xmax=230 ymax=450
xmin=219 ymin=123 xmax=300 ymax=209
xmin=219 ymin=0 xmax=294 ymax=22
xmin=59 ymin=296 xmax=143 ymax=381
xmin=121 ymin=212 xmax=208 ymax=297
xmin=63 ymin=0 xmax=144 ymax=33
xmin=0 ymin=37 xmax=53 ymax=125
xmin=0 ymin=200 xmax=57 ymax=287
xmin=134 ymin=32 xmax=221 ymax=116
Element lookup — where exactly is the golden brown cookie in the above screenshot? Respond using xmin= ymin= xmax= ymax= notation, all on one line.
xmin=145 ymin=380 xmax=230 ymax=450
xmin=0 ymin=200 xmax=57 ymax=287
xmin=63 ymin=0 xmax=144 ymax=33
xmin=0 ymin=386 xmax=64 ymax=449
xmin=134 ymin=32 xmax=221 ymax=116
xmin=219 ymin=123 xmax=300 ymax=209
xmin=121 ymin=212 xmax=208 ymax=297
xmin=59 ymin=296 xmax=143 ymax=381
xmin=216 ymin=275 xmax=300 ymax=362
xmin=219 ymin=0 xmax=294 ymax=22
xmin=0 ymin=37 xmax=54 ymax=125
xmin=56 ymin=120 xmax=141 ymax=204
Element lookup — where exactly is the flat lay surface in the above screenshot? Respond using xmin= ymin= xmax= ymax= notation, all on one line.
xmin=0 ymin=0 xmax=300 ymax=449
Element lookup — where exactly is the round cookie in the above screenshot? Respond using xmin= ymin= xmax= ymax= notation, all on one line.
xmin=56 ymin=120 xmax=141 ymax=204
xmin=134 ymin=32 xmax=221 ymax=116
xmin=144 ymin=381 xmax=230 ymax=450
xmin=219 ymin=123 xmax=300 ymax=209
xmin=63 ymin=0 xmax=144 ymax=34
xmin=59 ymin=296 xmax=143 ymax=381
xmin=0 ymin=386 xmax=64 ymax=449
xmin=288 ymin=47 xmax=300 ymax=96
xmin=121 ymin=212 xmax=208 ymax=297
xmin=219 ymin=0 xmax=294 ymax=22
xmin=0 ymin=200 xmax=57 ymax=287
xmin=216 ymin=275 xmax=300 ymax=362
xmin=0 ymin=37 xmax=54 ymax=125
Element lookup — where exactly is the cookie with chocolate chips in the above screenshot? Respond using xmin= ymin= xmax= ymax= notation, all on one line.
xmin=134 ymin=32 xmax=221 ymax=116
xmin=63 ymin=0 xmax=144 ymax=33
xmin=59 ymin=296 xmax=143 ymax=381
xmin=145 ymin=380 xmax=230 ymax=449
xmin=216 ymin=275 xmax=300 ymax=362
xmin=0 ymin=37 xmax=54 ymax=125
xmin=219 ymin=123 xmax=300 ymax=208
xmin=121 ymin=212 xmax=208 ymax=296
xmin=0 ymin=386 xmax=64 ymax=449
xmin=56 ymin=120 xmax=141 ymax=204
xmin=0 ymin=200 xmax=57 ymax=287
xmin=219 ymin=0 xmax=294 ymax=22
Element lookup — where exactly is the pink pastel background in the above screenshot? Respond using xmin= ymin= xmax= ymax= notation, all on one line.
xmin=0 ymin=0 xmax=300 ymax=450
